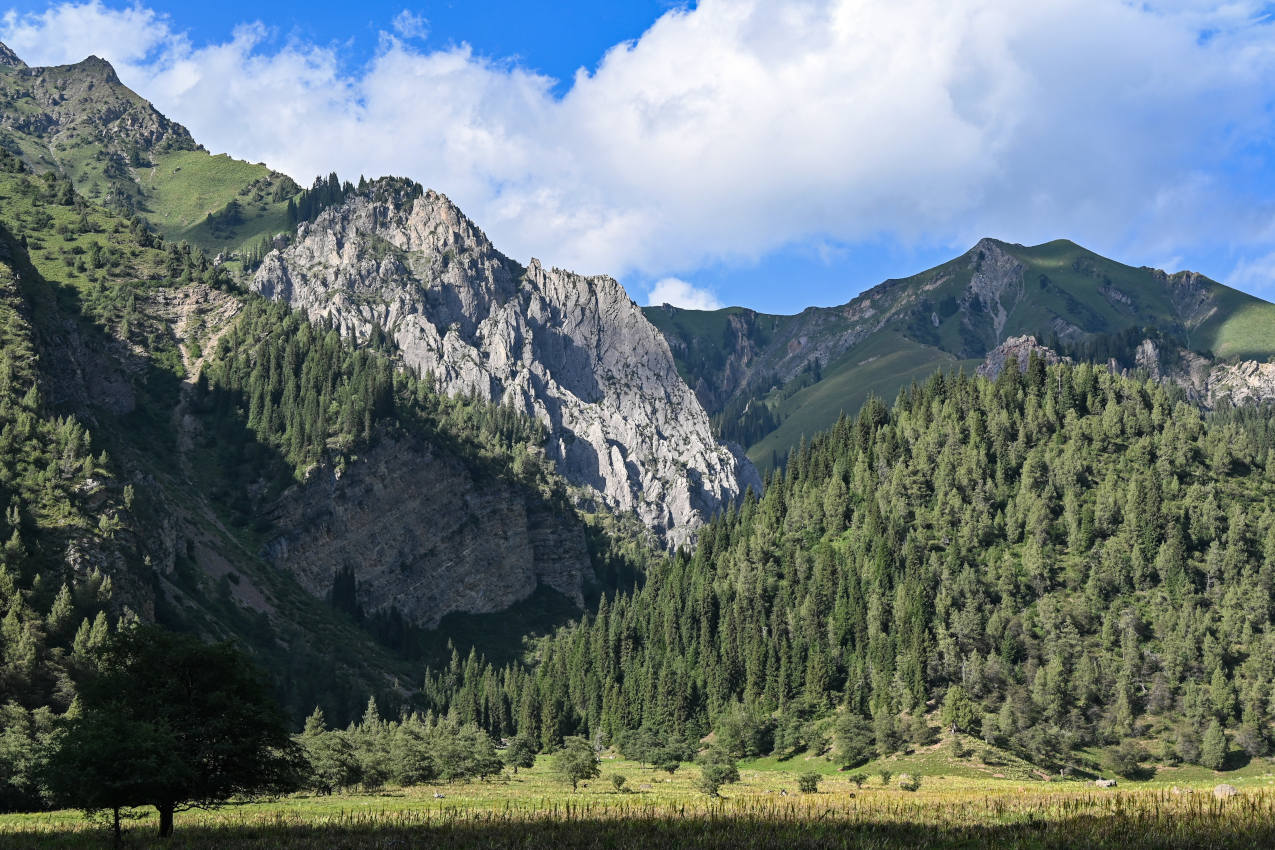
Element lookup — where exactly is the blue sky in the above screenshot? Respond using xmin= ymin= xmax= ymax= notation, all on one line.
xmin=0 ymin=1 xmax=678 ymax=88
xmin=4 ymin=1 xmax=1275 ymax=314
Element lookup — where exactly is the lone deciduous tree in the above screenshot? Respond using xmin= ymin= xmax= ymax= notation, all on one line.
xmin=551 ymin=736 xmax=599 ymax=790
xmin=502 ymin=734 xmax=537 ymax=774
xmin=45 ymin=626 xmax=300 ymax=839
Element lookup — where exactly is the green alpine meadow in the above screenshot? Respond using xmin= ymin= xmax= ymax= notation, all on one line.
xmin=3 ymin=3 xmax=1275 ymax=847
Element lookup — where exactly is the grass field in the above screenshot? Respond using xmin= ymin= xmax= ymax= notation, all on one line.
xmin=1204 ymin=298 xmax=1275 ymax=360
xmin=5 ymin=751 xmax=1275 ymax=849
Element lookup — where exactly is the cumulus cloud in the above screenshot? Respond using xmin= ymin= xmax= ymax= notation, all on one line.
xmin=4 ymin=0 xmax=1275 ymax=290
xmin=647 ymin=277 xmax=723 ymax=311
xmin=392 ymin=10 xmax=428 ymax=40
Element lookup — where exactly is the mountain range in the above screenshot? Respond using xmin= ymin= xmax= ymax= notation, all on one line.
xmin=648 ymin=238 xmax=1275 ymax=472
xmin=1 ymin=43 xmax=1275 ymax=727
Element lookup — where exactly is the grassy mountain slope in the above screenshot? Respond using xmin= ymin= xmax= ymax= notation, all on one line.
xmin=0 ymin=147 xmax=414 ymax=720
xmin=0 ymin=45 xmax=297 ymax=255
xmin=648 ymin=238 xmax=1275 ymax=472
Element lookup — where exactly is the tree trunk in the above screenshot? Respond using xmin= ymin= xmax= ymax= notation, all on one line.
xmin=112 ymin=806 xmax=122 ymax=848
xmin=158 ymin=803 xmax=175 ymax=838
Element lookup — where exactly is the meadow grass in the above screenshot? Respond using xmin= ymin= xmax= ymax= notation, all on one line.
xmin=1206 ymin=300 xmax=1275 ymax=360
xmin=140 ymin=151 xmax=292 ymax=253
xmin=5 ymin=754 xmax=1275 ymax=849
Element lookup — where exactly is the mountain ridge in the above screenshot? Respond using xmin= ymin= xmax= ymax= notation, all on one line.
xmin=647 ymin=237 xmax=1275 ymax=470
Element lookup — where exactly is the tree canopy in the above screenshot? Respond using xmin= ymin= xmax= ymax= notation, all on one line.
xmin=45 ymin=626 xmax=300 ymax=838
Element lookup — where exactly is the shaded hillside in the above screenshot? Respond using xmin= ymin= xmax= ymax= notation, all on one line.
xmin=647 ymin=238 xmax=1275 ymax=471
xmin=0 ymin=140 xmax=648 ymax=735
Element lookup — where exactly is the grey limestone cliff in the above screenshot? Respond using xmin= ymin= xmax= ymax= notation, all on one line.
xmin=252 ymin=180 xmax=759 ymax=547
xmin=262 ymin=437 xmax=589 ymax=628
xmin=1132 ymin=338 xmax=1275 ymax=408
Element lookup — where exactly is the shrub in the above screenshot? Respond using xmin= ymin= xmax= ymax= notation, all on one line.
xmin=880 ymin=770 xmax=893 ymax=786
xmin=1107 ymin=739 xmax=1148 ymax=778
xmin=899 ymin=774 xmax=921 ymax=792
xmin=610 ymin=774 xmax=627 ymax=792
xmin=798 ymin=772 xmax=820 ymax=793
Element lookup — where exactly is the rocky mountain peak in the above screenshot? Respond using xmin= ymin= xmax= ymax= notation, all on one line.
xmin=71 ymin=54 xmax=120 ymax=83
xmin=966 ymin=239 xmax=1027 ymax=342
xmin=0 ymin=42 xmax=25 ymax=69
xmin=253 ymin=185 xmax=760 ymax=547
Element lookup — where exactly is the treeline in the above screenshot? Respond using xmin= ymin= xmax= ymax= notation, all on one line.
xmin=1042 ymin=325 xmax=1204 ymax=370
xmin=419 ymin=359 xmax=1275 ymax=771
xmin=296 ymin=701 xmax=510 ymax=793
xmin=713 ymin=361 xmax=821 ymax=448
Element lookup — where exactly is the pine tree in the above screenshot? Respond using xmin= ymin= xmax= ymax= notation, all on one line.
xmin=1201 ymin=719 xmax=1228 ymax=770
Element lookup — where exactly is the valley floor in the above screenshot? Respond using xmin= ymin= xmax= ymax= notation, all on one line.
xmin=3 ymin=754 xmax=1275 ymax=849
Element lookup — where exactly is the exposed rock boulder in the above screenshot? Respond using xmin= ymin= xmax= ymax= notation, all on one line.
xmin=1213 ymin=784 xmax=1238 ymax=800
xmin=1094 ymin=778 xmax=1117 ymax=788
xmin=976 ymin=335 xmax=1064 ymax=380
xmin=253 ymin=180 xmax=759 ymax=547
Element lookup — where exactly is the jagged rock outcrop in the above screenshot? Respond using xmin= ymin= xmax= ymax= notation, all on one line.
xmin=981 ymin=333 xmax=1275 ymax=409
xmin=1131 ymin=338 xmax=1275 ymax=408
xmin=0 ymin=42 xmax=25 ymax=69
xmin=976 ymin=335 xmax=1065 ymax=379
xmin=1207 ymin=360 xmax=1275 ymax=406
xmin=253 ymin=180 xmax=759 ymax=547
xmin=262 ymin=436 xmax=589 ymax=628
xmin=0 ymin=50 xmax=196 ymax=155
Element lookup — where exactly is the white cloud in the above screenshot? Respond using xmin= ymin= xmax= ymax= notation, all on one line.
xmin=1 ymin=1 xmax=180 ymax=64
xmin=1229 ymin=251 xmax=1275 ymax=294
xmin=4 ymin=0 xmax=1275 ymax=290
xmin=392 ymin=10 xmax=428 ymax=40
xmin=647 ymin=277 xmax=723 ymax=310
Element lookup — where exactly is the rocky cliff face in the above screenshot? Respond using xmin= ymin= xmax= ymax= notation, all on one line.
xmin=965 ymin=239 xmax=1027 ymax=343
xmin=262 ymin=436 xmax=589 ymax=628
xmin=1130 ymin=338 xmax=1275 ymax=408
xmin=252 ymin=180 xmax=758 ymax=547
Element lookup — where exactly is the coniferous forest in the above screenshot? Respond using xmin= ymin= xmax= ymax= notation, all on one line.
xmin=419 ymin=361 xmax=1275 ymax=773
